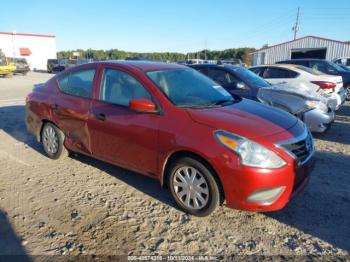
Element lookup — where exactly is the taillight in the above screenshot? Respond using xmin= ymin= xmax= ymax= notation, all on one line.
xmin=311 ymin=81 xmax=336 ymax=89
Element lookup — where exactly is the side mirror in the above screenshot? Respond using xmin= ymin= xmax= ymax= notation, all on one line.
xmin=129 ymin=98 xmax=157 ymax=113
xmin=236 ymin=82 xmax=248 ymax=90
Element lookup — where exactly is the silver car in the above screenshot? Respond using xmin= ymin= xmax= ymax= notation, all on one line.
xmin=257 ymin=84 xmax=335 ymax=133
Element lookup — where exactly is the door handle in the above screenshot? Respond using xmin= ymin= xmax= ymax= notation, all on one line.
xmin=95 ymin=113 xmax=106 ymax=121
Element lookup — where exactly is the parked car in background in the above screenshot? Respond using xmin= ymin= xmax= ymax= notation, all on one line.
xmin=49 ymin=59 xmax=90 ymax=73
xmin=276 ymin=59 xmax=350 ymax=101
xmin=250 ymin=64 xmax=345 ymax=110
xmin=190 ymin=63 xmax=334 ymax=133
xmin=26 ymin=61 xmax=314 ymax=216
xmin=333 ymin=57 xmax=350 ymax=70
xmin=0 ymin=49 xmax=16 ymax=78
xmin=8 ymin=57 xmax=30 ymax=75
xmin=218 ymin=59 xmax=243 ymax=66
xmin=47 ymin=59 xmax=59 ymax=73
xmin=337 ymin=64 xmax=350 ymax=72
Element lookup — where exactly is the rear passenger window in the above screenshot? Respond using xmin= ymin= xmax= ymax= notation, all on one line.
xmin=58 ymin=69 xmax=96 ymax=98
xmin=263 ymin=68 xmax=297 ymax=78
xmin=249 ymin=67 xmax=264 ymax=76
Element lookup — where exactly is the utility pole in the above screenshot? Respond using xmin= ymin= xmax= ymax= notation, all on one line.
xmin=292 ymin=7 xmax=300 ymax=40
xmin=204 ymin=40 xmax=207 ymax=60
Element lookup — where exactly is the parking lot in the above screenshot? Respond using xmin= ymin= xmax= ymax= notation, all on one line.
xmin=0 ymin=72 xmax=349 ymax=257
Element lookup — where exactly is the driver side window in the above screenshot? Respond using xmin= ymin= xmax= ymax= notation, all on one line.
xmin=100 ymin=69 xmax=152 ymax=106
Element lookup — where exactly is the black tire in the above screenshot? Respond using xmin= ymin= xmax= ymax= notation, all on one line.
xmin=168 ymin=157 xmax=221 ymax=217
xmin=346 ymin=85 xmax=350 ymax=101
xmin=41 ymin=122 xmax=68 ymax=160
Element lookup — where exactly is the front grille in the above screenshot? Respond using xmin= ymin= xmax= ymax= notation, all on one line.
xmin=281 ymin=133 xmax=314 ymax=164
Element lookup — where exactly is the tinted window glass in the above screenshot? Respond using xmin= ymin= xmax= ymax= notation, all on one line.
xmin=58 ymin=69 xmax=95 ymax=98
xmin=326 ymin=61 xmax=347 ymax=72
xmin=263 ymin=68 xmax=296 ymax=78
xmin=334 ymin=59 xmax=341 ymax=65
xmin=347 ymin=59 xmax=350 ymax=66
xmin=309 ymin=61 xmax=328 ymax=73
xmin=197 ymin=68 xmax=207 ymax=75
xmin=249 ymin=67 xmax=263 ymax=76
xmin=295 ymin=65 xmax=323 ymax=75
xmin=100 ymin=69 xmax=151 ymax=106
xmin=146 ymin=69 xmax=233 ymax=107
xmin=207 ymin=69 xmax=231 ymax=86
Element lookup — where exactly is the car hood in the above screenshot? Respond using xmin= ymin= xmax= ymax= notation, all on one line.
xmin=186 ymin=99 xmax=299 ymax=139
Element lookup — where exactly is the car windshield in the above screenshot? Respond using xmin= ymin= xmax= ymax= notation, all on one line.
xmin=232 ymin=67 xmax=270 ymax=88
xmin=295 ymin=65 xmax=324 ymax=75
xmin=338 ymin=64 xmax=350 ymax=71
xmin=146 ymin=68 xmax=234 ymax=108
xmin=327 ymin=61 xmax=347 ymax=72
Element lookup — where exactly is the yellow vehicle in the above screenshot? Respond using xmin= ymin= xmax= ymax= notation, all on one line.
xmin=0 ymin=49 xmax=16 ymax=78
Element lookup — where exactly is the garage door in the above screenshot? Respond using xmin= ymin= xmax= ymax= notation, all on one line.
xmin=291 ymin=48 xmax=327 ymax=59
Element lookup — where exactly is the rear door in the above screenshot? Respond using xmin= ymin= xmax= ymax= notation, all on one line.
xmin=88 ymin=66 xmax=160 ymax=176
xmin=52 ymin=66 xmax=97 ymax=154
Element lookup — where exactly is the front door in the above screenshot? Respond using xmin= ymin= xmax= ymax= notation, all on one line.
xmin=88 ymin=67 xmax=160 ymax=176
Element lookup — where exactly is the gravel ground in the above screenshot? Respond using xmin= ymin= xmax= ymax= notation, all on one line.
xmin=0 ymin=73 xmax=349 ymax=259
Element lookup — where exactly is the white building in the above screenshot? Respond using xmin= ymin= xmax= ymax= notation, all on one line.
xmin=253 ymin=36 xmax=350 ymax=66
xmin=0 ymin=32 xmax=57 ymax=70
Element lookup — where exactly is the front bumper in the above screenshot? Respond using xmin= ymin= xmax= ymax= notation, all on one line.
xmin=214 ymin=133 xmax=315 ymax=213
xmin=303 ymin=108 xmax=334 ymax=133
xmin=218 ymin=155 xmax=314 ymax=212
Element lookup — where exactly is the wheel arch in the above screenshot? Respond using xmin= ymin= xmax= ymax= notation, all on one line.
xmin=161 ymin=150 xmax=225 ymax=204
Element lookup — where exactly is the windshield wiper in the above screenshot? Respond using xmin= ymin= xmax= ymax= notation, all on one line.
xmin=209 ymin=99 xmax=235 ymax=106
xmin=177 ymin=99 xmax=235 ymax=109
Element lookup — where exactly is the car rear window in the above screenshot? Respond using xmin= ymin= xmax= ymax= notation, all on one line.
xmin=295 ymin=65 xmax=323 ymax=75
xmin=58 ymin=69 xmax=96 ymax=98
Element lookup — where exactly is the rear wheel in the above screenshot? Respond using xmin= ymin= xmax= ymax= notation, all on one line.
xmin=346 ymin=85 xmax=350 ymax=101
xmin=168 ymin=157 xmax=221 ymax=216
xmin=41 ymin=123 xmax=68 ymax=159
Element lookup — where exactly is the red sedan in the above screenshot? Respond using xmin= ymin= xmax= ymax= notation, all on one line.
xmin=26 ymin=61 xmax=314 ymax=216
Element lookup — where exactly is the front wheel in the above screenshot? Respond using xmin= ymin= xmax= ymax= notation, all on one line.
xmin=41 ymin=123 xmax=68 ymax=159
xmin=346 ymin=85 xmax=350 ymax=101
xmin=168 ymin=157 xmax=221 ymax=217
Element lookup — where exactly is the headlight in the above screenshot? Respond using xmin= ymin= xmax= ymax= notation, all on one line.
xmin=215 ymin=130 xmax=286 ymax=169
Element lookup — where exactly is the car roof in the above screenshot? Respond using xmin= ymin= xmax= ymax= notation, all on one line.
xmin=250 ymin=64 xmax=302 ymax=70
xmin=190 ymin=63 xmax=242 ymax=69
xmin=279 ymin=58 xmax=326 ymax=62
xmin=92 ymin=60 xmax=187 ymax=71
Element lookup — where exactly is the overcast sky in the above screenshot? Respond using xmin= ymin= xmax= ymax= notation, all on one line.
xmin=2 ymin=0 xmax=350 ymax=52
